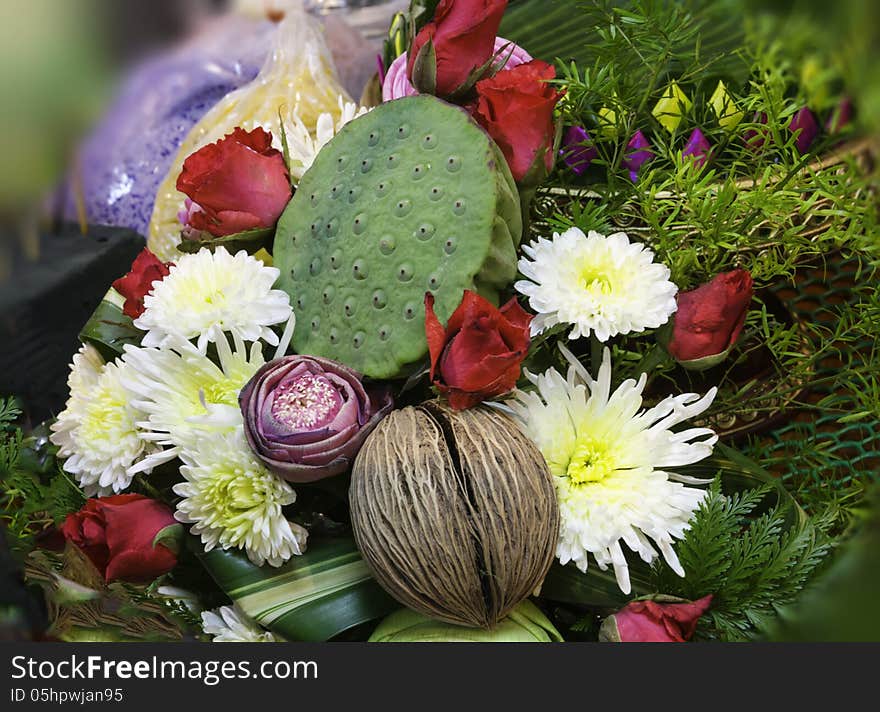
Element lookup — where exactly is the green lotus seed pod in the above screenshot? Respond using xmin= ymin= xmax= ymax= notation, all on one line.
xmin=273 ymin=95 xmax=522 ymax=379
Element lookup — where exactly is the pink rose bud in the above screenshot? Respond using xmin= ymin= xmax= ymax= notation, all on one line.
xmin=599 ymin=595 xmax=713 ymax=642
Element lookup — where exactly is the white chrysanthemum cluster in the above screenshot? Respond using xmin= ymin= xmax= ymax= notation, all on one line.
xmin=53 ymin=247 xmax=305 ymax=569
xmin=201 ymin=605 xmax=278 ymax=643
xmin=50 ymin=345 xmax=157 ymax=496
xmin=502 ymin=346 xmax=717 ymax=594
xmin=175 ymin=431 xmax=306 ymax=567
xmin=286 ymin=95 xmax=369 ymax=182
xmin=515 ymin=228 xmax=678 ymax=342
xmin=135 ymin=247 xmax=292 ymax=353
xmin=120 ymin=333 xmax=265 ymax=473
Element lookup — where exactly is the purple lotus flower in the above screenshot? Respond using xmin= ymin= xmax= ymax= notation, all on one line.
xmin=240 ymin=356 xmax=393 ymax=483
xmin=682 ymin=128 xmax=711 ymax=168
xmin=826 ymin=97 xmax=852 ymax=134
xmin=789 ymin=107 xmax=819 ymax=154
xmin=560 ymin=126 xmax=598 ymax=175
xmin=623 ymin=130 xmax=654 ymax=181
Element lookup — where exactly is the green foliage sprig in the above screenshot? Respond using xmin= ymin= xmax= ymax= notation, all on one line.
xmin=0 ymin=397 xmax=84 ymax=558
xmin=653 ymin=478 xmax=835 ymax=641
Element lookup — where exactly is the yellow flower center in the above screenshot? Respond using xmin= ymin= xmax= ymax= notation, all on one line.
xmin=566 ymin=436 xmax=615 ymax=484
xmin=202 ymin=378 xmax=241 ymax=407
xmin=578 ymin=262 xmax=612 ymax=295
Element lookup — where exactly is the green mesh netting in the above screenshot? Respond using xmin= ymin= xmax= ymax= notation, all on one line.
xmin=744 ymin=256 xmax=880 ymax=496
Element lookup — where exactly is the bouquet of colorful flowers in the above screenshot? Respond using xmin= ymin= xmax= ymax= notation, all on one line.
xmin=3 ymin=0 xmax=878 ymax=643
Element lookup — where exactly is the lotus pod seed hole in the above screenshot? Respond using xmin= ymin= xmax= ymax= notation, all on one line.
xmin=423 ymin=134 xmax=437 ymax=149
xmin=353 ymin=332 xmax=366 ymax=349
xmin=395 ymin=199 xmax=413 ymax=217
xmin=429 ymin=186 xmax=443 ymax=201
xmin=329 ymin=328 xmax=339 ymax=344
xmin=378 ymin=326 xmax=390 ymax=341
xmin=322 ymin=286 xmax=335 ymax=304
xmin=344 ymin=297 xmax=356 ymax=317
xmin=379 ymin=236 xmax=396 ymax=255
xmin=403 ymin=303 xmax=418 ymax=320
xmin=446 ymin=156 xmax=461 ymax=172
xmin=412 ymin=164 xmax=427 ymax=181
xmin=372 ymin=290 xmax=387 ymax=309
xmin=353 ymin=259 xmax=368 ymax=280
xmin=353 ymin=214 xmax=368 ymax=234
xmin=368 ymin=130 xmax=380 ymax=146
xmin=360 ymin=159 xmax=372 ymax=173
xmin=309 ymin=257 xmax=322 ymax=275
xmin=415 ymin=223 xmax=435 ymax=241
xmin=453 ymin=199 xmax=466 ymax=216
xmin=397 ymin=264 xmax=414 ymax=282
xmin=398 ymin=124 xmax=411 ymax=139
xmin=444 ymin=238 xmax=457 ymax=254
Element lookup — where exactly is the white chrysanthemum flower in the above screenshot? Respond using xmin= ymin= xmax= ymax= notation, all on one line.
xmin=201 ymin=605 xmax=278 ymax=643
xmin=134 ymin=247 xmax=292 ymax=353
xmin=121 ymin=333 xmax=265 ymax=473
xmin=174 ymin=429 xmax=306 ymax=567
xmin=286 ymin=95 xmax=369 ymax=182
xmin=501 ymin=345 xmax=717 ymax=594
xmin=515 ymin=228 xmax=678 ymax=342
xmin=50 ymin=345 xmax=157 ymax=496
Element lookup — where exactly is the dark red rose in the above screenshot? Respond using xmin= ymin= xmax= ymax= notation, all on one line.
xmin=61 ymin=494 xmax=178 ymax=583
xmin=600 ymin=596 xmax=713 ymax=642
xmin=111 ymin=249 xmax=172 ymax=319
xmin=176 ymin=127 xmax=292 ymax=237
xmin=425 ymin=290 xmax=532 ymax=410
xmin=667 ymin=269 xmax=754 ymax=364
xmin=472 ymin=60 xmax=563 ymax=182
xmin=407 ymin=0 xmax=508 ymax=97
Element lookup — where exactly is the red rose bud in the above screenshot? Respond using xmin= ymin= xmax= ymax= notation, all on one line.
xmin=682 ymin=127 xmax=711 ymax=168
xmin=789 ymin=107 xmax=819 ymax=154
xmin=599 ymin=595 xmax=713 ymax=642
xmin=407 ymin=0 xmax=508 ymax=97
xmin=176 ymin=127 xmax=292 ymax=237
xmin=472 ymin=60 xmax=564 ymax=182
xmin=560 ymin=125 xmax=598 ymax=175
xmin=61 ymin=494 xmax=179 ymax=583
xmin=111 ymin=249 xmax=172 ymax=319
xmin=624 ymin=130 xmax=654 ymax=181
xmin=666 ymin=269 xmax=754 ymax=369
xmin=425 ymin=290 xmax=532 ymax=410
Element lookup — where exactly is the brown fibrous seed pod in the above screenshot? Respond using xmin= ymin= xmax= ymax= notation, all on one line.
xmin=350 ymin=401 xmax=559 ymax=629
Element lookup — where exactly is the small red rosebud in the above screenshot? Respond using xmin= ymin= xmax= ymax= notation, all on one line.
xmin=599 ymin=595 xmax=713 ymax=642
xmin=472 ymin=60 xmax=564 ymax=182
xmin=61 ymin=494 xmax=179 ymax=583
xmin=666 ymin=269 xmax=754 ymax=368
xmin=176 ymin=126 xmax=291 ymax=238
xmin=112 ymin=249 xmax=172 ymax=319
xmin=424 ymin=290 xmax=532 ymax=410
xmin=406 ymin=0 xmax=508 ymax=97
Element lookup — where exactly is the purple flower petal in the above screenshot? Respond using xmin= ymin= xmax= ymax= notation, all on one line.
xmin=789 ymin=107 xmax=819 ymax=154
xmin=560 ymin=126 xmax=598 ymax=175
xmin=743 ymin=112 xmax=768 ymax=152
xmin=623 ymin=130 xmax=654 ymax=182
xmin=239 ymin=355 xmax=393 ymax=483
xmin=682 ymin=127 xmax=711 ymax=168
xmin=825 ymin=97 xmax=852 ymax=134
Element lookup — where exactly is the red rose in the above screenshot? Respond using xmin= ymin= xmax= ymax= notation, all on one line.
xmin=61 ymin=494 xmax=179 ymax=583
xmin=425 ymin=290 xmax=532 ymax=410
xmin=600 ymin=596 xmax=713 ymax=642
xmin=176 ymin=127 xmax=292 ymax=237
xmin=667 ymin=269 xmax=754 ymax=364
xmin=472 ymin=60 xmax=563 ymax=182
xmin=111 ymin=249 xmax=172 ymax=319
xmin=407 ymin=0 xmax=508 ymax=97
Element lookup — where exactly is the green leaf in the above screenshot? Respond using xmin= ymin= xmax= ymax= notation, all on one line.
xmin=78 ymin=300 xmax=144 ymax=361
xmin=195 ymin=536 xmax=398 ymax=641
xmin=541 ymin=559 xmax=653 ymax=609
xmin=175 ymin=227 xmax=275 ymax=257
xmin=152 ymin=524 xmax=184 ymax=556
